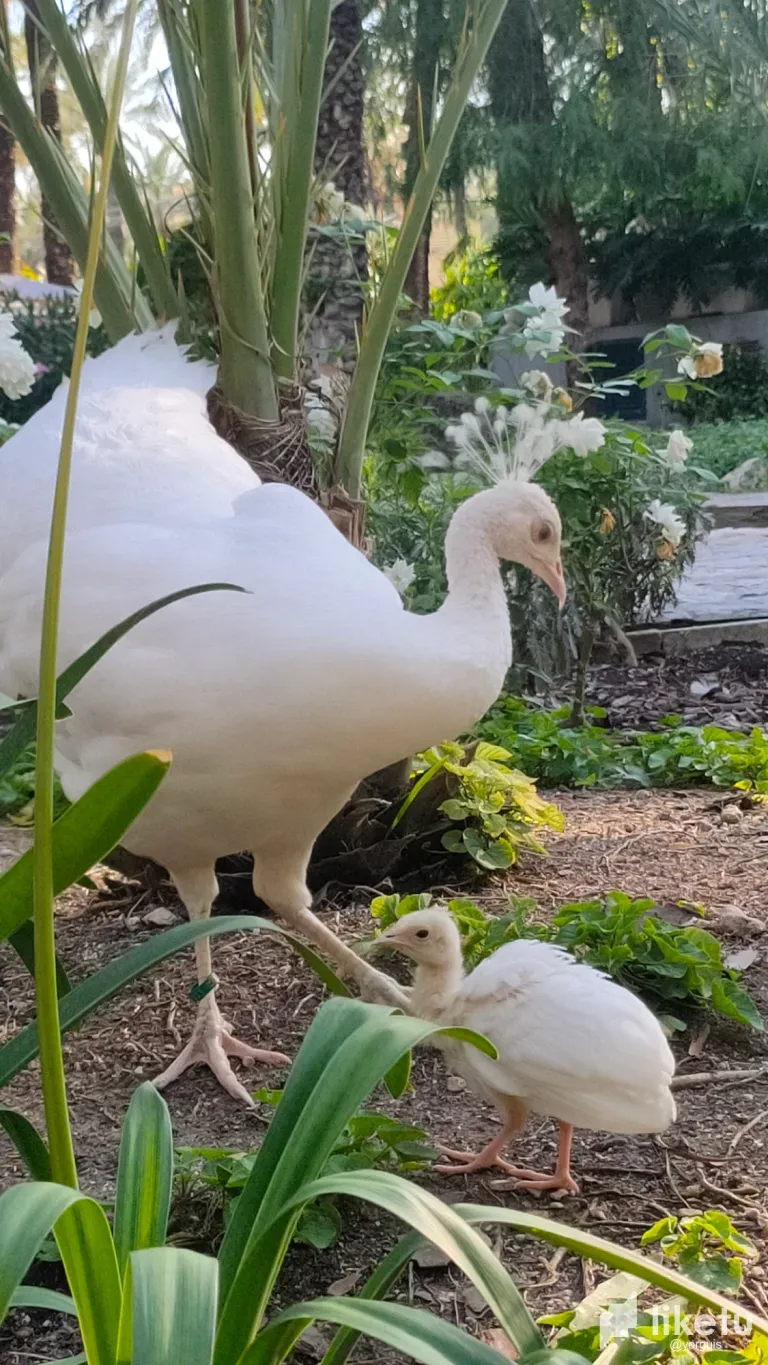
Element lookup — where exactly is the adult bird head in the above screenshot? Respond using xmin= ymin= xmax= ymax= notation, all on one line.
xmin=446 ymin=480 xmax=566 ymax=607
xmin=489 ymin=481 xmax=566 ymax=606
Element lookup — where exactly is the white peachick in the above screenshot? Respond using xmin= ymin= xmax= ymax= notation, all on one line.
xmin=378 ymin=909 xmax=676 ymax=1192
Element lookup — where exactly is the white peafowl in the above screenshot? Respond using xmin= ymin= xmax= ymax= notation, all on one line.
xmin=377 ymin=909 xmax=676 ymax=1192
xmin=0 ymin=329 xmax=566 ymax=1104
